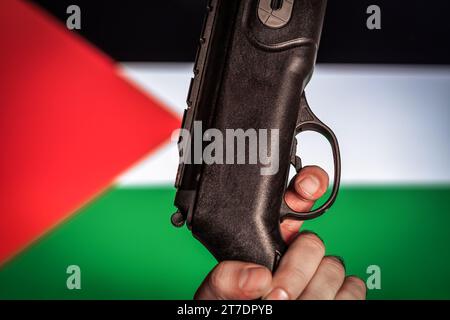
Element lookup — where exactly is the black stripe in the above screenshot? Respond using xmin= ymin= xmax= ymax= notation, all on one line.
xmin=31 ymin=0 xmax=450 ymax=64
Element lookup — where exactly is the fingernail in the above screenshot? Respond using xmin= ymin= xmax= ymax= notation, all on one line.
xmin=264 ymin=288 xmax=290 ymax=300
xmin=298 ymin=175 xmax=320 ymax=196
xmin=239 ymin=267 xmax=266 ymax=292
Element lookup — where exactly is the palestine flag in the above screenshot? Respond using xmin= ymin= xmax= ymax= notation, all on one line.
xmin=0 ymin=0 xmax=449 ymax=299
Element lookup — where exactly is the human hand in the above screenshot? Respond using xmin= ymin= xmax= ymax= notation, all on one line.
xmin=194 ymin=166 xmax=366 ymax=300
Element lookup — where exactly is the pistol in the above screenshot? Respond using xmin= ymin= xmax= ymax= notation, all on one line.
xmin=172 ymin=0 xmax=341 ymax=271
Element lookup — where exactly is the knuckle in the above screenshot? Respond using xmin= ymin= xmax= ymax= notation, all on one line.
xmin=209 ymin=262 xmax=230 ymax=293
xmin=275 ymin=266 xmax=308 ymax=299
xmin=345 ymin=276 xmax=367 ymax=299
xmin=300 ymin=233 xmax=325 ymax=254
xmin=289 ymin=265 xmax=309 ymax=285
xmin=322 ymin=257 xmax=346 ymax=278
xmin=299 ymin=291 xmax=324 ymax=301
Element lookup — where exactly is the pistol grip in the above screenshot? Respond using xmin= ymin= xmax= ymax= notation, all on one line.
xmin=192 ymin=207 xmax=287 ymax=271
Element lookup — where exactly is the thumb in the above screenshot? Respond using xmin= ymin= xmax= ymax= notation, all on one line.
xmin=194 ymin=261 xmax=272 ymax=300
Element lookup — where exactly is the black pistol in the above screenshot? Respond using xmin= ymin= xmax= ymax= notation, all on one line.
xmin=172 ymin=0 xmax=341 ymax=271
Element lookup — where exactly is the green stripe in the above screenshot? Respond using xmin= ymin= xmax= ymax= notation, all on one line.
xmin=0 ymin=186 xmax=449 ymax=299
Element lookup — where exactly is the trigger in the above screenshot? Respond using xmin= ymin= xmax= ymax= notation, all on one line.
xmin=290 ymin=138 xmax=302 ymax=173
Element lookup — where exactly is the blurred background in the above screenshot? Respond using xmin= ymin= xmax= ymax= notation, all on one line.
xmin=0 ymin=0 xmax=449 ymax=299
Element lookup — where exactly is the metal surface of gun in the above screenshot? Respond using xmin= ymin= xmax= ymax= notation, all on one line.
xmin=172 ymin=0 xmax=341 ymax=271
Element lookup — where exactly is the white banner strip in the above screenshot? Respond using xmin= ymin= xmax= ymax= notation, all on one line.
xmin=116 ymin=63 xmax=450 ymax=185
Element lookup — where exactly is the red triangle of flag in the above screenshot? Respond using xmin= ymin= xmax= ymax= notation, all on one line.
xmin=0 ymin=0 xmax=180 ymax=264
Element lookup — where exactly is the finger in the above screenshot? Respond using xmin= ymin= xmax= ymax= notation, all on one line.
xmin=263 ymin=231 xmax=325 ymax=300
xmin=298 ymin=256 xmax=346 ymax=300
xmin=281 ymin=166 xmax=329 ymax=242
xmin=335 ymin=276 xmax=367 ymax=300
xmin=194 ymin=261 xmax=272 ymax=300
xmin=285 ymin=165 xmax=330 ymax=210
xmin=280 ymin=219 xmax=304 ymax=244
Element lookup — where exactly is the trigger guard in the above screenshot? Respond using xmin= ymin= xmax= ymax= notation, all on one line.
xmin=280 ymin=95 xmax=342 ymax=221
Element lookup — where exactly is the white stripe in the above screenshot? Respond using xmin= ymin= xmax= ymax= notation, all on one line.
xmin=118 ymin=63 xmax=191 ymax=116
xmin=115 ymin=142 xmax=179 ymax=186
xmin=117 ymin=63 xmax=450 ymax=185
